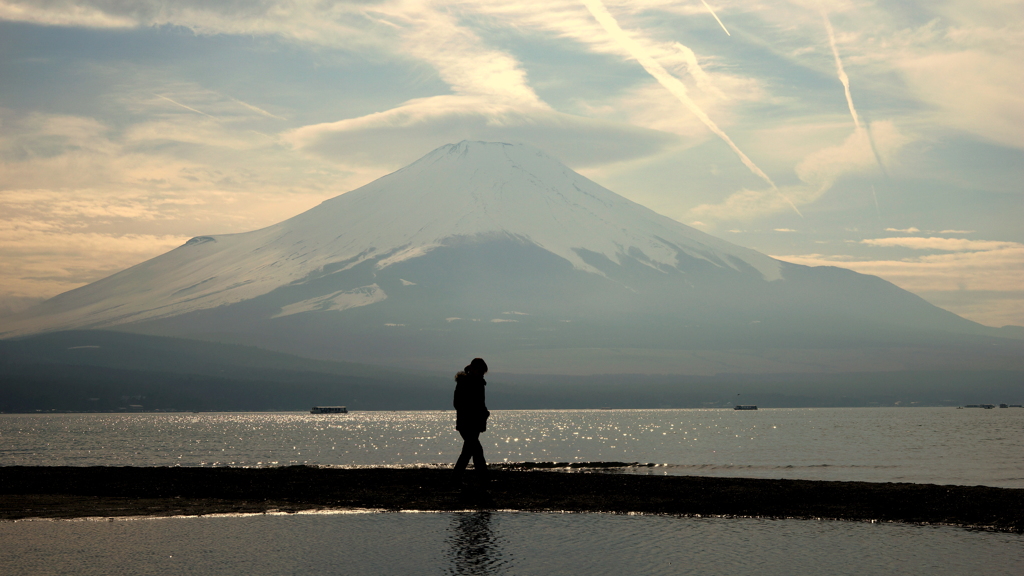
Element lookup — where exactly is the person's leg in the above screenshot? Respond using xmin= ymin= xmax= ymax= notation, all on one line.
xmin=454 ymin=430 xmax=476 ymax=474
xmin=471 ymin=434 xmax=487 ymax=474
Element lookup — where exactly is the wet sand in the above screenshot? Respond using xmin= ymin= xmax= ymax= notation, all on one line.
xmin=1 ymin=466 xmax=1021 ymax=532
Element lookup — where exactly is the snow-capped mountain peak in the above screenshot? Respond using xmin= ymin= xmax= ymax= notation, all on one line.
xmin=7 ymin=141 xmax=782 ymax=333
xmin=286 ymin=140 xmax=781 ymax=276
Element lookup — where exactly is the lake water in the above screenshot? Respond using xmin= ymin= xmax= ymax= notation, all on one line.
xmin=2 ymin=408 xmax=1022 ymax=486
xmin=2 ymin=512 xmax=1022 ymax=576
xmin=3 ymin=408 xmax=1023 ymax=575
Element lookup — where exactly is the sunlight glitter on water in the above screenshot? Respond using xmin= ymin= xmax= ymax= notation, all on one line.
xmin=1 ymin=408 xmax=1022 ymax=486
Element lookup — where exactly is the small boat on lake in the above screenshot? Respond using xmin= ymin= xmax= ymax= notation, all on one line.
xmin=734 ymin=405 xmax=758 ymax=410
xmin=310 ymin=406 xmax=348 ymax=414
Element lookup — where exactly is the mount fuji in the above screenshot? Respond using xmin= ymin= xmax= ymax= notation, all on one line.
xmin=4 ymin=141 xmax=1020 ymax=375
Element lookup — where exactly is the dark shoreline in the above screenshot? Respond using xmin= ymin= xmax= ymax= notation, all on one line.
xmin=2 ymin=466 xmax=1022 ymax=532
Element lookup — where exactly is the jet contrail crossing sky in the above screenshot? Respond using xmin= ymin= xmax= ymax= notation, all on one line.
xmin=821 ymin=9 xmax=860 ymax=129
xmin=152 ymin=93 xmax=217 ymax=119
xmin=581 ymin=0 xmax=802 ymax=216
xmin=700 ymin=0 xmax=731 ymax=36
xmin=821 ymin=8 xmax=888 ymax=181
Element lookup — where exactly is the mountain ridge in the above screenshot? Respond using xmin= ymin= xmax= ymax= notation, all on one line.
xmin=3 ymin=141 xmax=1020 ymax=376
xmin=3 ymin=141 xmax=785 ymax=335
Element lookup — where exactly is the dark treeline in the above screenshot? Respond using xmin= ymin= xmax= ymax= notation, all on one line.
xmin=3 ymin=362 xmax=1022 ymax=412
xmin=1 ymin=331 xmax=1021 ymax=412
xmin=487 ymin=370 xmax=1024 ymax=409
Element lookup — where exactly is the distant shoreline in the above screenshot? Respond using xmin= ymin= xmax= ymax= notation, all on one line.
xmin=2 ymin=466 xmax=1021 ymax=532
xmin=6 ymin=405 xmax=1024 ymax=414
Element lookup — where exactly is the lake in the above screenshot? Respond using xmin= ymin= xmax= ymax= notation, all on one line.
xmin=2 ymin=407 xmax=1022 ymax=575
xmin=2 ymin=407 xmax=1022 ymax=486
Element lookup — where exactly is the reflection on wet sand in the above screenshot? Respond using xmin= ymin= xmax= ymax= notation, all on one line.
xmin=446 ymin=511 xmax=511 ymax=575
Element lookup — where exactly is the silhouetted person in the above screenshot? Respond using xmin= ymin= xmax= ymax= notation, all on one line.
xmin=453 ymin=357 xmax=490 ymax=480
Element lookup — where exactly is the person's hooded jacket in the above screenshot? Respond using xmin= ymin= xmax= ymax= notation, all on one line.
xmin=453 ymin=371 xmax=490 ymax=432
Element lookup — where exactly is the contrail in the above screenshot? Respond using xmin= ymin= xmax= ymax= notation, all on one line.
xmin=582 ymin=0 xmax=802 ymax=216
xmin=821 ymin=9 xmax=888 ymax=181
xmin=152 ymin=93 xmax=217 ymax=119
xmin=700 ymin=0 xmax=731 ymax=36
xmin=821 ymin=9 xmax=859 ymax=129
xmin=870 ymin=184 xmax=880 ymax=218
xmin=863 ymin=119 xmax=889 ymax=178
xmin=230 ymin=97 xmax=286 ymax=120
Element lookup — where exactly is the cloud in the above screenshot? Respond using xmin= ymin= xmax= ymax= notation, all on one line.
xmin=0 ymin=222 xmax=189 ymax=300
xmin=2 ymin=0 xmax=1022 ymax=329
xmin=690 ymin=120 xmax=910 ymax=221
xmin=801 ymin=0 xmax=1024 ymax=150
xmin=776 ymin=246 xmax=1024 ymax=314
xmin=284 ymin=95 xmax=679 ymax=169
xmin=862 ymin=237 xmax=1020 ymax=252
xmin=581 ymin=0 xmax=800 ymax=215
xmin=585 ymin=71 xmax=762 ymax=145
xmin=900 ymin=50 xmax=1024 ymax=150
xmin=885 ymin=227 xmax=920 ymax=233
xmin=4 ymin=2 xmax=678 ymax=170
xmin=794 ymin=120 xmax=907 ymax=193
xmin=0 ymin=107 xmax=358 ymax=303
xmin=774 ymin=237 xmax=1024 ymax=326
xmin=0 ymin=0 xmax=135 ymax=28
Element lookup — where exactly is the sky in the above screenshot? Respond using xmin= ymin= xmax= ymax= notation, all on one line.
xmin=1 ymin=0 xmax=1021 ymax=327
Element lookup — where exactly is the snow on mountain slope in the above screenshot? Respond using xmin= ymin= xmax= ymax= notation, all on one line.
xmin=4 ymin=141 xmax=782 ymax=335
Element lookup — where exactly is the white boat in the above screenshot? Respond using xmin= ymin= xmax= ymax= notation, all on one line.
xmin=310 ymin=406 xmax=348 ymax=414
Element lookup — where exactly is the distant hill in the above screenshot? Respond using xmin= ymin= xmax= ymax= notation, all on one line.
xmin=0 ymin=331 xmax=451 ymax=412
xmin=1 ymin=331 xmax=1020 ymax=411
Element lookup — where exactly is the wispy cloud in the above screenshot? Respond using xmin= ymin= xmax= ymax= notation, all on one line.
xmin=690 ymin=120 xmax=909 ymax=222
xmin=673 ymin=43 xmax=723 ymax=98
xmin=862 ymin=237 xmax=1020 ymax=252
xmin=0 ymin=223 xmax=188 ymax=300
xmin=885 ymin=227 xmax=920 ymax=233
xmin=1 ymin=0 xmax=1021 ymax=329
xmin=283 ymin=95 xmax=677 ymax=169
xmin=0 ymin=107 xmax=354 ymax=303
xmin=0 ymin=1 xmax=134 ymax=28
xmin=775 ymin=236 xmax=1024 ymax=326
xmin=580 ymin=0 xmax=801 ymax=216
